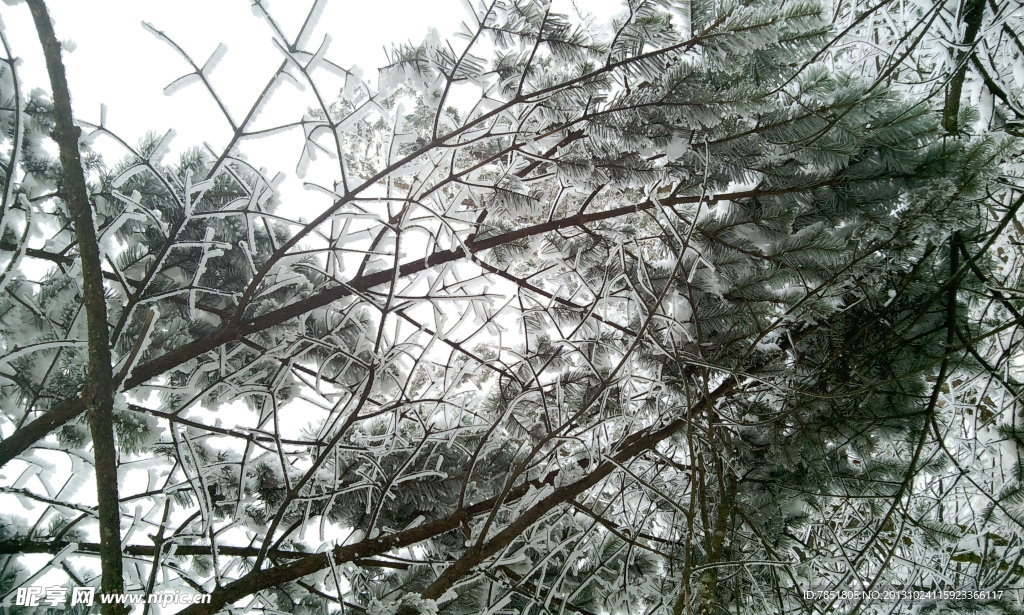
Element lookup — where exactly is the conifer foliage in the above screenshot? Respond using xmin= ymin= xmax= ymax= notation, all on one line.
xmin=0 ymin=0 xmax=1022 ymax=613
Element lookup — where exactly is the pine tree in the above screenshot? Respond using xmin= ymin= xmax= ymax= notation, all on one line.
xmin=0 ymin=1 xmax=1021 ymax=614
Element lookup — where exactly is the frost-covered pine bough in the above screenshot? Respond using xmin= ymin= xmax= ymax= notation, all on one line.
xmin=0 ymin=0 xmax=1022 ymax=614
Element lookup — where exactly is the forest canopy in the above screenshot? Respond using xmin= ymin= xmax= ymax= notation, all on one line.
xmin=0 ymin=0 xmax=1022 ymax=614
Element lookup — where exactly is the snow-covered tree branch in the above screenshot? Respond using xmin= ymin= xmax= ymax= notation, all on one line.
xmin=0 ymin=0 xmax=1021 ymax=614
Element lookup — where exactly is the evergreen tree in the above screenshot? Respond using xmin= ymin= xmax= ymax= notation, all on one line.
xmin=0 ymin=1 xmax=1021 ymax=614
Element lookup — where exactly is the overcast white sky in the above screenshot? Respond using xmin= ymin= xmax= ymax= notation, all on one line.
xmin=0 ymin=0 xmax=622 ymax=245
xmin=1 ymin=0 xmax=474 ymax=156
xmin=2 ymin=0 xmax=620 ymax=165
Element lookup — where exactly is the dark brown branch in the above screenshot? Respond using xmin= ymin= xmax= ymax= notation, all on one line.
xmin=174 ymin=468 xmax=569 ymax=615
xmin=120 ymin=177 xmax=857 ymax=389
xmin=0 ymin=539 xmax=407 ymax=568
xmin=942 ymin=0 xmax=986 ymax=134
xmin=24 ymin=2 xmax=124 ymax=612
xmin=0 ymin=540 xmax=302 ymax=559
xmin=0 ymin=176 xmax=878 ymax=469
xmin=406 ymin=380 xmax=736 ymax=609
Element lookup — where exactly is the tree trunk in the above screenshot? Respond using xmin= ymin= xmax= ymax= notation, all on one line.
xmin=24 ymin=2 xmax=125 ymax=613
